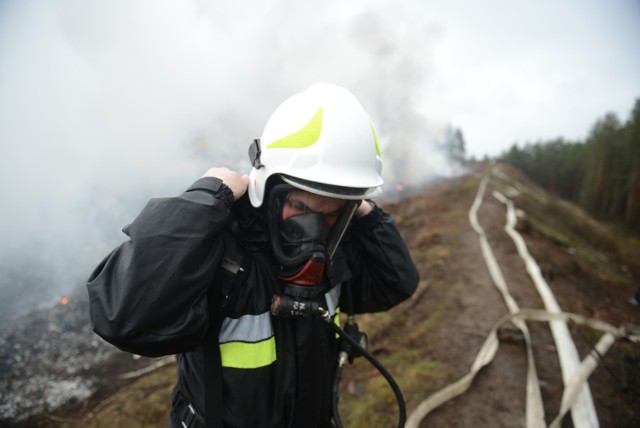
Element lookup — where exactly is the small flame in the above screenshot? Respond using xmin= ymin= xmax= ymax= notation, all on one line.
xmin=60 ymin=296 xmax=70 ymax=305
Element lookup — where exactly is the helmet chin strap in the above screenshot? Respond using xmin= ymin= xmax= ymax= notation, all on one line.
xmin=325 ymin=201 xmax=358 ymax=260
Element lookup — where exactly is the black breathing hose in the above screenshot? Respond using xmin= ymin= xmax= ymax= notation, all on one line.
xmin=322 ymin=315 xmax=407 ymax=428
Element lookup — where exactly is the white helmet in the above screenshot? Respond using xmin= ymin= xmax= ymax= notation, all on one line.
xmin=248 ymin=82 xmax=383 ymax=207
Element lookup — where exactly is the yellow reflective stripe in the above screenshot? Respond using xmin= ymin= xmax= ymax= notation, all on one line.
xmin=371 ymin=121 xmax=381 ymax=156
xmin=220 ymin=337 xmax=277 ymax=369
xmin=267 ymin=108 xmax=323 ymax=149
xmin=334 ymin=306 xmax=340 ymax=338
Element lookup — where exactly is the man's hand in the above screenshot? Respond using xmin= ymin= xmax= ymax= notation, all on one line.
xmin=202 ymin=167 xmax=250 ymax=201
xmin=355 ymin=200 xmax=374 ymax=218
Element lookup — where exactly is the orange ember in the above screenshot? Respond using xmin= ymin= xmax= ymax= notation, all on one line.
xmin=60 ymin=296 xmax=70 ymax=305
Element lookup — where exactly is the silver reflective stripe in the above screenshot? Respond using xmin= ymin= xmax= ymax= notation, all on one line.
xmin=219 ymin=312 xmax=273 ymax=344
xmin=325 ymin=283 xmax=342 ymax=317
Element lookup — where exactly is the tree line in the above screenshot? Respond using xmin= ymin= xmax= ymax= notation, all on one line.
xmin=497 ymin=98 xmax=640 ymax=233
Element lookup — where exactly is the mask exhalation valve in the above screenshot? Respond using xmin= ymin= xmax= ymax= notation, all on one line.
xmin=277 ymin=251 xmax=325 ymax=286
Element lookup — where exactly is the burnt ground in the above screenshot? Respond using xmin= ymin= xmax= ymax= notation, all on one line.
xmin=5 ymin=164 xmax=640 ymax=427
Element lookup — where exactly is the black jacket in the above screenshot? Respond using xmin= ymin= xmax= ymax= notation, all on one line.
xmin=87 ymin=177 xmax=419 ymax=427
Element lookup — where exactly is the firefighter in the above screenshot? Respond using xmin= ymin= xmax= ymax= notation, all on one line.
xmin=87 ymin=83 xmax=419 ymax=427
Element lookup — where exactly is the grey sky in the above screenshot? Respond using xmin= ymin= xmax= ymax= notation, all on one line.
xmin=426 ymin=0 xmax=640 ymax=156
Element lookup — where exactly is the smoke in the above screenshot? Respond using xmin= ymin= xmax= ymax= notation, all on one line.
xmin=0 ymin=0 xmax=458 ymax=317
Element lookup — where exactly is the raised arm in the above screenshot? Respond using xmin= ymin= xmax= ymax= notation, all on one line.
xmin=87 ymin=169 xmax=248 ymax=357
xmin=342 ymin=202 xmax=419 ymax=313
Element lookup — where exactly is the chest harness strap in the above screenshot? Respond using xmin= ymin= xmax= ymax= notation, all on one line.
xmin=203 ymin=221 xmax=245 ymax=428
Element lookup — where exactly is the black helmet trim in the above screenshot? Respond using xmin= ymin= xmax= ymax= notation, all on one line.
xmin=280 ymin=174 xmax=373 ymax=200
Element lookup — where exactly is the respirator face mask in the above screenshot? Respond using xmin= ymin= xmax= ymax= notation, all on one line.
xmin=268 ymin=183 xmax=359 ymax=286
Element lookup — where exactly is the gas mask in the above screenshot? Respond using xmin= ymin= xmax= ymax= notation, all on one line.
xmin=267 ymin=183 xmax=358 ymax=288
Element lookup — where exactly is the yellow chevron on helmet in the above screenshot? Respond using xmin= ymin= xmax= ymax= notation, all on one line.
xmin=267 ymin=108 xmax=324 ymax=149
xmin=371 ymin=121 xmax=381 ymax=157
xmin=248 ymin=82 xmax=383 ymax=207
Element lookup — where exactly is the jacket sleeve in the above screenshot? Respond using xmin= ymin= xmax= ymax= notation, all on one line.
xmin=86 ymin=177 xmax=234 ymax=357
xmin=342 ymin=204 xmax=419 ymax=313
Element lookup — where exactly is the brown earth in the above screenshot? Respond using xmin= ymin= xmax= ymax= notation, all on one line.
xmin=22 ymin=164 xmax=640 ymax=427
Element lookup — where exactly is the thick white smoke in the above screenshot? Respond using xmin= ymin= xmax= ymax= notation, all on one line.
xmin=0 ymin=0 xmax=456 ymax=317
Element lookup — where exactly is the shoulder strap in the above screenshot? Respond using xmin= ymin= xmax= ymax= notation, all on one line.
xmin=203 ymin=319 xmax=223 ymax=428
xmin=218 ymin=223 xmax=245 ymax=310
xmin=203 ymin=220 xmax=246 ymax=428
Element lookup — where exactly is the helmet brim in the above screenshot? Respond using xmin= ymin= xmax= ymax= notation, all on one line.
xmin=280 ymin=174 xmax=382 ymax=200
